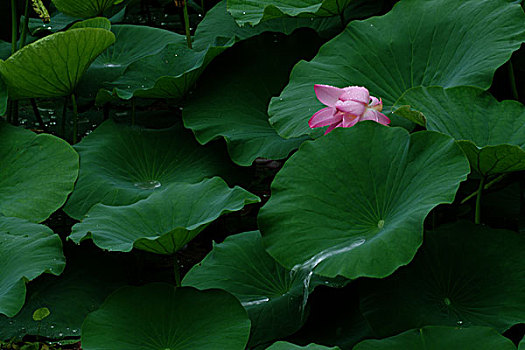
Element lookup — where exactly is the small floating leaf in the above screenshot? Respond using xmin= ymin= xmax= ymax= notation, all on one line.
xmin=32 ymin=307 xmax=50 ymax=321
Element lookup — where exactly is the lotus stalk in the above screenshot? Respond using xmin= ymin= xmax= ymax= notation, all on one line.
xmin=71 ymin=93 xmax=78 ymax=144
xmin=10 ymin=0 xmax=17 ymax=55
xmin=475 ymin=176 xmax=486 ymax=224
xmin=178 ymin=0 xmax=192 ymax=49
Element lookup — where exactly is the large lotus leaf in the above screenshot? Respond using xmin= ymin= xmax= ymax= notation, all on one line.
xmin=227 ymin=0 xmax=354 ymax=26
xmin=80 ymin=25 xmax=186 ymax=99
xmin=520 ymin=337 xmax=525 ymax=350
xmin=51 ymin=0 xmax=123 ymax=18
xmin=193 ymin=0 xmax=382 ymax=50
xmin=258 ymin=122 xmax=470 ymax=279
xmin=96 ymin=43 xmax=227 ymax=104
xmin=64 ymin=120 xmax=236 ymax=220
xmin=353 ymin=326 xmax=515 ymax=350
xmin=183 ymin=231 xmax=333 ymax=346
xmin=394 ymin=86 xmax=525 ymax=175
xmin=268 ymin=0 xmax=525 ymax=138
xmin=266 ymin=342 xmax=340 ymax=350
xmin=0 ymin=122 xmax=79 ymax=223
xmin=81 ymin=283 xmax=251 ymax=350
xmin=69 ymin=177 xmax=260 ymax=254
xmin=0 ymin=28 xmax=115 ymax=100
xmin=0 ymin=248 xmax=132 ymax=340
xmin=183 ymin=32 xmax=319 ymax=166
xmin=0 ymin=216 xmax=65 ymax=317
xmin=359 ymin=221 xmax=525 ymax=337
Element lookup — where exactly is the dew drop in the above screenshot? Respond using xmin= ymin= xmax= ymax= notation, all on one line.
xmin=134 ymin=180 xmax=162 ymax=190
xmin=457 ymin=320 xmax=463 ymax=326
xmin=242 ymin=11 xmax=246 ymax=14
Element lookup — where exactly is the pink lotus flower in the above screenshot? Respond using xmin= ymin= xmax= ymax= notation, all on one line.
xmin=309 ymin=84 xmax=390 ymax=134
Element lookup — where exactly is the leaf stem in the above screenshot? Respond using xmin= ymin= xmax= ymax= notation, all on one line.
xmin=61 ymin=96 xmax=68 ymax=137
xmin=131 ymin=98 xmax=136 ymax=126
xmin=182 ymin=0 xmax=192 ymax=49
xmin=11 ymin=0 xmax=17 ymax=55
xmin=173 ymin=256 xmax=181 ymax=287
xmin=30 ymin=98 xmax=48 ymax=132
xmin=20 ymin=0 xmax=30 ymax=49
xmin=71 ymin=93 xmax=78 ymax=144
xmin=6 ymin=100 xmax=12 ymax=124
xmin=508 ymin=60 xmax=519 ymax=101
xmin=475 ymin=176 xmax=486 ymax=224
xmin=460 ymin=173 xmax=507 ymax=205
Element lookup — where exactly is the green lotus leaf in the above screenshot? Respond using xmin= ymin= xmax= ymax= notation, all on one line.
xmin=96 ymin=43 xmax=227 ymax=104
xmin=183 ymin=231 xmax=335 ymax=346
xmin=28 ymin=9 xmax=126 ymax=35
xmin=360 ymin=221 xmax=525 ymax=337
xmin=268 ymin=0 xmax=525 ymax=138
xmin=353 ymin=326 xmax=516 ymax=350
xmin=394 ymin=86 xmax=525 ymax=175
xmin=227 ymin=0 xmax=358 ymax=26
xmin=0 ymin=28 xmax=115 ymax=100
xmin=193 ymin=0 xmax=382 ymax=50
xmin=0 ymin=121 xmax=79 ymax=223
xmin=81 ymin=283 xmax=251 ymax=350
xmin=0 ymin=248 xmax=132 ymax=340
xmin=266 ymin=342 xmax=340 ymax=350
xmin=69 ymin=177 xmax=259 ymax=254
xmin=64 ymin=120 xmax=237 ymax=220
xmin=183 ymin=32 xmax=318 ymax=166
xmin=69 ymin=17 xmax=111 ymax=30
xmin=51 ymin=0 xmax=123 ymax=18
xmin=80 ymin=25 xmax=186 ymax=99
xmin=258 ymin=122 xmax=470 ymax=279
xmin=0 ymin=216 xmax=65 ymax=317
xmin=520 ymin=336 xmax=525 ymax=350
xmin=29 ymin=12 xmax=79 ymax=34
